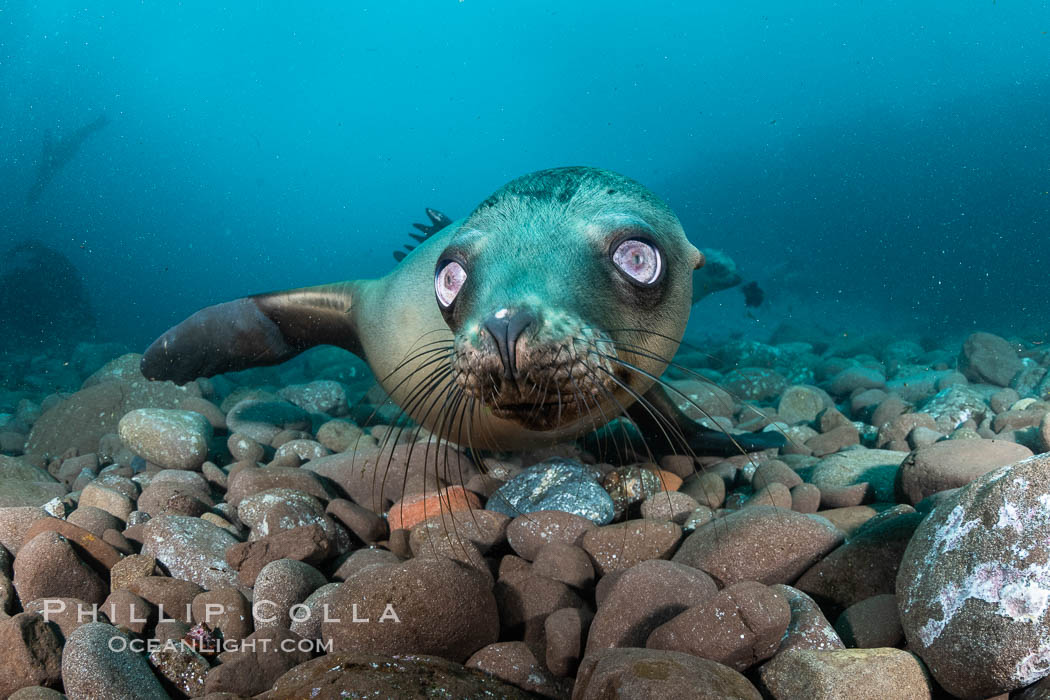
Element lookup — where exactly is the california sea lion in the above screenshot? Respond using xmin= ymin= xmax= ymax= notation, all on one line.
xmin=142 ymin=166 xmax=782 ymax=456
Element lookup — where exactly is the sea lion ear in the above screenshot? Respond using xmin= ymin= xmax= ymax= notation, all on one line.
xmin=141 ymin=281 xmax=361 ymax=385
xmin=691 ymin=246 xmax=705 ymax=270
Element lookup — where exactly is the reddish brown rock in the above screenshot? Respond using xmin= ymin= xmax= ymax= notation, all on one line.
xmin=574 ymin=647 xmax=761 ymax=700
xmin=127 ymin=576 xmax=204 ymax=623
xmin=225 ymin=523 xmax=331 ymax=586
xmin=806 ymin=424 xmax=861 ymax=457
xmin=191 ymin=588 xmax=253 ymax=643
xmin=323 ymin=557 xmax=498 ymax=663
xmin=205 ymin=626 xmax=311 ymax=696
xmin=545 ymin=606 xmax=591 ymax=677
xmin=101 ymin=589 xmax=154 ymax=635
xmin=895 ymin=439 xmax=1033 ymax=505
xmin=252 ymin=558 xmax=327 ymax=630
xmin=225 ymin=466 xmax=334 ymax=508
xmin=795 ymin=511 xmax=922 ymax=610
xmin=326 ymin=497 xmax=387 ymax=543
xmin=790 ymin=483 xmax=822 ymax=513
xmin=586 ymin=559 xmax=717 ymax=655
xmin=408 ymin=508 xmax=509 ymax=556
xmin=581 ymin=519 xmax=682 ymax=577
xmin=14 ymin=531 xmax=108 ymax=606
xmin=673 ymin=506 xmax=843 ymax=587
xmin=0 ymin=613 xmax=63 ymax=697
xmin=496 ymin=572 xmax=586 ymax=660
xmin=647 ymin=580 xmax=791 ymax=671
xmin=0 ymin=507 xmax=50 ymax=554
xmin=22 ymin=597 xmax=105 ymax=640
xmin=768 ymin=584 xmax=844 ymax=653
xmin=531 ymin=543 xmax=594 ymax=590
xmin=506 ymin=510 xmax=597 ymax=561
xmin=465 ymin=641 xmax=566 ymax=698
xmin=22 ymin=516 xmax=124 ymax=572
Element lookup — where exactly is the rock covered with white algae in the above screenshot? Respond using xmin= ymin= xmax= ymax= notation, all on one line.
xmin=898 ymin=452 xmax=1050 ymax=698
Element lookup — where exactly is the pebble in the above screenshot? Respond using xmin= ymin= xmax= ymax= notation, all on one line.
xmin=795 ymin=510 xmax=922 ymax=609
xmin=323 ymin=556 xmax=498 ymax=663
xmin=835 ymin=593 xmax=904 ymax=648
xmin=389 ymin=485 xmax=481 ymax=532
xmin=896 ymin=438 xmax=1034 ymax=505
xmin=225 ymin=399 xmax=311 ymax=445
xmin=278 ymin=380 xmax=349 ymax=415
xmin=118 ymin=408 xmax=213 ymax=471
xmin=581 ymin=519 xmax=682 ymax=576
xmin=808 ymin=448 xmax=908 ymax=503
xmin=958 ymin=331 xmax=1023 ymax=387
xmin=226 ymin=523 xmax=331 ymax=586
xmin=138 ymin=514 xmax=240 ymax=590
xmin=14 ymin=530 xmax=109 ymax=606
xmin=265 ymin=651 xmax=535 ymax=699
xmin=487 ymin=458 xmax=614 ymax=524
xmin=204 ymin=626 xmax=311 ymax=696
xmin=127 ymin=576 xmax=203 ymax=622
xmin=61 ymin=622 xmax=168 ymax=699
xmin=0 ymin=613 xmax=63 ymax=697
xmin=148 ymin=642 xmax=210 ymax=697
xmin=898 ymin=452 xmax=1050 ymax=697
xmin=769 ymin=584 xmax=844 ymax=653
xmin=647 ymin=580 xmax=791 ymax=671
xmin=673 ymin=506 xmax=843 ymax=586
xmin=505 ymin=509 xmax=597 ymax=561
xmin=191 ymin=587 xmax=253 ymax=643
xmin=465 ymin=641 xmax=566 ymax=698
xmin=252 ymin=558 xmax=327 ymax=629
xmin=545 ymin=606 xmax=591 ymax=677
xmin=586 ymin=559 xmax=716 ymax=654
xmin=759 ymin=647 xmax=932 ymax=699
xmin=575 ymin=647 xmax=761 ymax=700
xmin=495 ymin=572 xmax=585 ymax=659
xmin=314 ymin=419 xmax=368 ymax=453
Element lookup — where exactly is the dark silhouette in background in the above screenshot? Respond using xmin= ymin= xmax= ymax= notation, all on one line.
xmin=27 ymin=113 xmax=110 ymax=204
xmin=0 ymin=240 xmax=96 ymax=356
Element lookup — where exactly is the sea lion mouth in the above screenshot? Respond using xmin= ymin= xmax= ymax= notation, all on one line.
xmin=453 ymin=330 xmax=623 ymax=431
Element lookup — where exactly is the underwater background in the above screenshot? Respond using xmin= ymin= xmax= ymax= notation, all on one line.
xmin=1 ymin=0 xmax=1048 ymax=354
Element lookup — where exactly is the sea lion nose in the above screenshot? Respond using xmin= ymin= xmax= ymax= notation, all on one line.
xmin=483 ymin=309 xmax=536 ymax=379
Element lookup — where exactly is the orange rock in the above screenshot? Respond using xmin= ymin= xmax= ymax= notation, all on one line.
xmin=644 ymin=468 xmax=683 ymax=492
xmin=387 ymin=486 xmax=482 ymax=532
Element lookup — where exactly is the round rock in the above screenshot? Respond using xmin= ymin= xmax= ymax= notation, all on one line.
xmin=61 ymin=622 xmax=168 ymax=699
xmin=487 ymin=458 xmax=614 ymax=524
xmin=118 ymin=408 xmax=212 ymax=471
xmin=898 ymin=452 xmax=1050 ymax=697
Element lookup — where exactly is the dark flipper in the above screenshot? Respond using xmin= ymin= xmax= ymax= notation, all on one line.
xmin=393 ymin=208 xmax=453 ymax=261
xmin=141 ymin=282 xmax=359 ymax=385
xmin=627 ymin=383 xmax=786 ymax=457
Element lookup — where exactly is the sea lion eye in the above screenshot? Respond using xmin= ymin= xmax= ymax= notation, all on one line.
xmin=612 ymin=239 xmax=662 ymax=285
xmin=435 ymin=260 xmax=467 ymax=307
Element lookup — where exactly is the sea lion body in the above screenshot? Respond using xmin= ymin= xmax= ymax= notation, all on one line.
xmin=142 ymin=167 xmax=780 ymax=455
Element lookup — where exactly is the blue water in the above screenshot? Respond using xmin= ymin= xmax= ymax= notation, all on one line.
xmin=1 ymin=1 xmax=1048 ymax=353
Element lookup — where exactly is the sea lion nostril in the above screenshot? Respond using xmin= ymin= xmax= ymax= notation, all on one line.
xmin=482 ymin=310 xmax=536 ymax=379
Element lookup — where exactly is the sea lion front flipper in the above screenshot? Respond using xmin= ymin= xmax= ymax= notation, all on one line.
xmin=141 ymin=282 xmax=361 ymax=385
xmin=627 ymin=383 xmax=785 ymax=457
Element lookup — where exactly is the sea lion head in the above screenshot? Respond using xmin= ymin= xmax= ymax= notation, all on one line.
xmin=433 ymin=166 xmax=704 ymax=432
